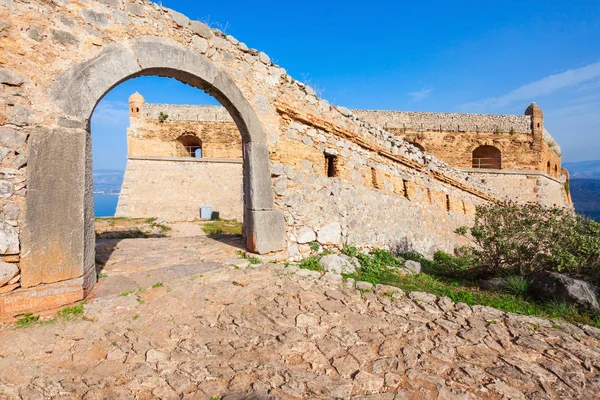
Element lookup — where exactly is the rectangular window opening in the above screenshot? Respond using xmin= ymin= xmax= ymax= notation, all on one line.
xmin=371 ymin=167 xmax=380 ymax=189
xmin=446 ymin=194 xmax=451 ymax=212
xmin=325 ymin=153 xmax=338 ymax=178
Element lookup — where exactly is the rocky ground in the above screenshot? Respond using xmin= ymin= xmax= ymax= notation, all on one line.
xmin=1 ymin=232 xmax=600 ymax=399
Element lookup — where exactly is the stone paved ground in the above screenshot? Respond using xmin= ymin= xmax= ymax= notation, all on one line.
xmin=2 ymin=237 xmax=600 ymax=399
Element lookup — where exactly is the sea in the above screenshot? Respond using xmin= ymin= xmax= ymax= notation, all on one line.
xmin=94 ymin=194 xmax=119 ymax=217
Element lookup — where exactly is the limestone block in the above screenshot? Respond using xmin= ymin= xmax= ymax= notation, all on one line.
xmin=244 ymin=209 xmax=285 ymax=254
xmin=0 ymin=223 xmax=18 ymax=254
xmin=0 ymin=261 xmax=18 ymax=286
xmin=0 ymin=0 xmax=13 ymax=10
xmin=126 ymin=2 xmax=144 ymax=16
xmin=95 ymin=0 xmax=119 ymax=7
xmin=0 ymin=180 xmax=12 ymax=198
xmin=50 ymin=44 xmax=141 ymax=119
xmin=243 ymin=142 xmax=275 ymax=210
xmin=0 ymin=274 xmax=92 ymax=318
xmin=404 ymin=260 xmax=421 ymax=274
xmin=296 ymin=227 xmax=316 ymax=244
xmin=317 ymin=222 xmax=341 ymax=245
xmin=132 ymin=37 xmax=219 ymax=89
xmin=355 ymin=281 xmax=373 ymax=291
xmin=0 ymin=68 xmax=26 ymax=86
xmin=258 ymin=52 xmax=270 ymax=65
xmin=52 ymin=29 xmax=79 ymax=46
xmin=166 ymin=8 xmax=190 ymax=28
xmin=190 ymin=21 xmax=212 ymax=38
xmin=20 ymin=128 xmax=94 ymax=288
xmin=81 ymin=9 xmax=109 ymax=28
xmin=320 ymin=254 xmax=355 ymax=275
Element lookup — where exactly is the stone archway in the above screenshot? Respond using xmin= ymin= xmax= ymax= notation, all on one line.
xmin=20 ymin=37 xmax=285 ymax=291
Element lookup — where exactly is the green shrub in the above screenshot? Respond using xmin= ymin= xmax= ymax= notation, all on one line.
xmin=309 ymin=241 xmax=321 ymax=253
xmin=299 ymin=256 xmax=323 ymax=272
xmin=456 ymin=202 xmax=600 ymax=280
xmin=342 ymin=244 xmax=359 ymax=258
xmin=349 ymin=249 xmax=405 ymax=285
xmin=503 ymin=276 xmax=531 ymax=297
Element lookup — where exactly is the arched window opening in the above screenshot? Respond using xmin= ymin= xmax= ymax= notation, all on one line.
xmin=554 ymin=164 xmax=558 ymax=176
xmin=546 ymin=161 xmax=551 ymax=174
xmin=178 ymin=134 xmax=202 ymax=158
xmin=472 ymin=145 xmax=501 ymax=169
xmin=409 ymin=142 xmax=425 ymax=152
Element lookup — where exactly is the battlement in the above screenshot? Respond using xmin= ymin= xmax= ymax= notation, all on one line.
xmin=354 ymin=110 xmax=532 ymax=134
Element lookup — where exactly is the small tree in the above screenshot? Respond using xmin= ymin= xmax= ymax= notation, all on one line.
xmin=158 ymin=112 xmax=169 ymax=123
xmin=456 ymin=202 xmax=600 ymax=280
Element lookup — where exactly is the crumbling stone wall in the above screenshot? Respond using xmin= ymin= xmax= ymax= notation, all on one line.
xmin=0 ymin=0 xmax=569 ymax=316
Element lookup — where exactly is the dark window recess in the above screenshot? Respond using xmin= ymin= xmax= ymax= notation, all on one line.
xmin=178 ymin=134 xmax=203 ymax=158
xmin=371 ymin=167 xmax=380 ymax=189
xmin=325 ymin=153 xmax=338 ymax=177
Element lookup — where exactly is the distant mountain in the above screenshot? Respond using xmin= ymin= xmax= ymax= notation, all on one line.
xmin=570 ymin=179 xmax=600 ymax=221
xmin=93 ymin=170 xmax=124 ymax=195
xmin=563 ymin=160 xmax=600 ymax=179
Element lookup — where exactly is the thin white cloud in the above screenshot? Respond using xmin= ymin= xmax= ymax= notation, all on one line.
xmin=92 ymin=100 xmax=129 ymax=127
xmin=408 ymin=87 xmax=433 ymax=101
xmin=462 ymin=61 xmax=600 ymax=110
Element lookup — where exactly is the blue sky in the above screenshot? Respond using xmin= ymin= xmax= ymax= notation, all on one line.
xmin=92 ymin=0 xmax=600 ymax=170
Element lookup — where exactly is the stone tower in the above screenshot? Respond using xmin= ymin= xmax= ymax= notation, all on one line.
xmin=525 ymin=102 xmax=544 ymax=154
xmin=129 ymin=91 xmax=145 ymax=118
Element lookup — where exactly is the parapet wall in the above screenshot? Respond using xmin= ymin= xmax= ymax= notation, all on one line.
xmin=355 ymin=110 xmax=532 ymax=134
xmin=465 ymin=170 xmax=570 ymax=207
xmin=141 ymin=104 xmax=233 ymax=122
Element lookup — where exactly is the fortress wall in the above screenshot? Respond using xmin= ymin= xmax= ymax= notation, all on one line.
xmin=355 ymin=110 xmax=532 ymax=133
xmin=465 ymin=171 xmax=570 ymax=207
xmin=270 ymin=113 xmax=490 ymax=258
xmin=127 ymin=117 xmax=242 ymax=159
xmin=386 ymin=128 xmax=543 ymax=171
xmin=116 ymin=158 xmax=243 ymax=222
xmin=141 ymin=104 xmax=233 ymax=122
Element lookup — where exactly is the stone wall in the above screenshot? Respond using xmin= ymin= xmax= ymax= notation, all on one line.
xmin=142 ymin=104 xmax=234 ymax=122
xmin=465 ymin=170 xmax=569 ymax=207
xmin=129 ymin=103 xmax=242 ymax=159
xmin=355 ymin=110 xmax=532 ymax=133
xmin=355 ymin=109 xmax=564 ymax=177
xmin=116 ymin=158 xmax=243 ymax=221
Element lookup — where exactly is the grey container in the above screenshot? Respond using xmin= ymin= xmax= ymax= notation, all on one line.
xmin=200 ymin=206 xmax=212 ymax=219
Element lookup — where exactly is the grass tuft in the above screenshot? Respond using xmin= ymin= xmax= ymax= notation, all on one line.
xmin=202 ymin=219 xmax=242 ymax=236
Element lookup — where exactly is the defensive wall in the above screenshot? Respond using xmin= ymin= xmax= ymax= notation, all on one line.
xmin=116 ymin=98 xmax=244 ymax=221
xmin=0 ymin=0 xmax=570 ymax=317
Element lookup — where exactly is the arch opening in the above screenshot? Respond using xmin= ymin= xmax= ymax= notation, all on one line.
xmin=472 ymin=145 xmax=501 ymax=169
xmin=22 ymin=38 xmax=285 ymax=294
xmin=177 ymin=133 xmax=203 ymax=158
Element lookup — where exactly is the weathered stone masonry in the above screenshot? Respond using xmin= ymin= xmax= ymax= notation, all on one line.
xmin=0 ymin=0 xmax=570 ymax=317
xmin=116 ymin=95 xmax=244 ymax=221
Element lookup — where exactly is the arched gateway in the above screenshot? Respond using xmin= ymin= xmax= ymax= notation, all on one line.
xmin=18 ymin=37 xmax=285 ymax=306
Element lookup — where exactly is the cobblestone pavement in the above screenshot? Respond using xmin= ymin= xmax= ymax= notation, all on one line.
xmin=2 ymin=258 xmax=600 ymax=399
